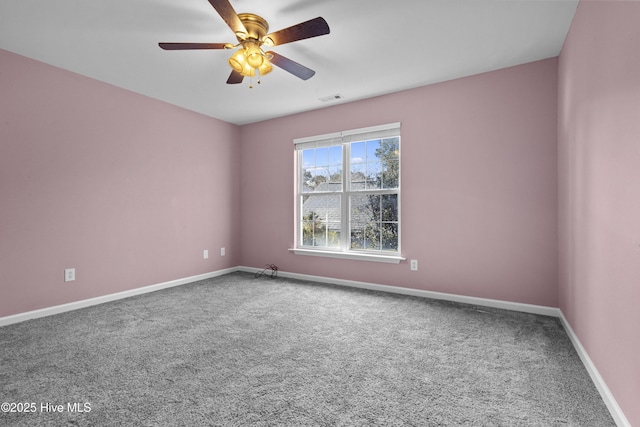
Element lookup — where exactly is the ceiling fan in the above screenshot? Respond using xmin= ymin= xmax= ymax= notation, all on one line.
xmin=159 ymin=0 xmax=330 ymax=86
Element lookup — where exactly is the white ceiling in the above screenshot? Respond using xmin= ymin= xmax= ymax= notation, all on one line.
xmin=0 ymin=0 xmax=578 ymax=125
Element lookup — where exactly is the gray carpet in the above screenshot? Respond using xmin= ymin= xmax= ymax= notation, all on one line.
xmin=1 ymin=272 xmax=614 ymax=426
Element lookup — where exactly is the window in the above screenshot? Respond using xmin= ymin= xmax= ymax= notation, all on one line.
xmin=293 ymin=123 xmax=402 ymax=263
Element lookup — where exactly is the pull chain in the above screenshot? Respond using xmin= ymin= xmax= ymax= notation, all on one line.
xmin=249 ymin=68 xmax=261 ymax=89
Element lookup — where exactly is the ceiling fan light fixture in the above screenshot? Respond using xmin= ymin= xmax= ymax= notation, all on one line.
xmin=245 ymin=42 xmax=264 ymax=68
xmin=254 ymin=57 xmax=272 ymax=77
xmin=228 ymin=49 xmax=247 ymax=73
xmin=228 ymin=45 xmax=272 ymax=77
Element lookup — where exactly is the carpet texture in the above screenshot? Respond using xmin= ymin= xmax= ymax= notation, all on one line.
xmin=1 ymin=272 xmax=615 ymax=426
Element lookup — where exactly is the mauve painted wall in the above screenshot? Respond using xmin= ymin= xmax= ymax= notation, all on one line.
xmin=240 ymin=58 xmax=559 ymax=307
xmin=558 ymin=1 xmax=640 ymax=425
xmin=0 ymin=49 xmax=241 ymax=317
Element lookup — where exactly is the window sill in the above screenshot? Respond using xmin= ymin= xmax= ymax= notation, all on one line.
xmin=289 ymin=248 xmax=405 ymax=264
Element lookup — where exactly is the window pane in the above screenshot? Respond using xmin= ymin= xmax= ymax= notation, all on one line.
xmin=366 ymin=161 xmax=382 ymax=190
xmin=350 ymin=195 xmax=367 ymax=225
xmin=302 ymin=145 xmax=342 ymax=193
xmin=381 ymin=223 xmax=398 ymax=250
xmin=366 ymin=140 xmax=381 ymax=160
xmin=351 ymin=141 xmax=365 ymax=164
xmin=302 ymin=149 xmax=315 ymax=168
xmin=302 ymin=168 xmax=327 ymax=191
xmin=350 ymin=164 xmax=366 ymax=190
xmin=381 ymin=194 xmax=398 ymax=222
xmin=382 ymin=159 xmax=399 ymax=189
xmin=376 ymin=138 xmax=399 ymax=189
xmin=325 ymin=222 xmax=341 ymax=247
xmin=350 ymin=195 xmax=384 ymax=251
xmin=350 ymin=138 xmax=399 ymax=191
xmin=302 ymin=219 xmax=314 ymax=246
xmin=329 ymin=145 xmax=342 ymax=165
xmin=301 ymin=194 xmax=341 ymax=248
xmin=350 ymin=193 xmax=398 ymax=252
xmin=379 ymin=138 xmax=399 ymax=159
xmin=364 ymin=224 xmax=381 ymax=250
xmin=328 ymin=166 xmax=342 ymax=187
xmin=350 ymin=224 xmax=365 ymax=250
xmin=350 ymin=194 xmax=379 ymax=223
xmin=315 ymin=147 xmax=329 ymax=165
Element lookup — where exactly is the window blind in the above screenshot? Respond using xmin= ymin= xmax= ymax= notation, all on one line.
xmin=293 ymin=122 xmax=400 ymax=149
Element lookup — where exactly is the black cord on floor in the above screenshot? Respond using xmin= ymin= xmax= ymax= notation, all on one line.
xmin=255 ymin=264 xmax=278 ymax=279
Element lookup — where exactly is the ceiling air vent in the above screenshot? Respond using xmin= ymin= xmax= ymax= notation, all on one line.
xmin=318 ymin=94 xmax=344 ymax=102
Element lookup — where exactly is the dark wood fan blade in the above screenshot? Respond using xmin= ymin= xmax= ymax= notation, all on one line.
xmin=226 ymin=70 xmax=244 ymax=84
xmin=265 ymin=17 xmax=329 ymax=46
xmin=159 ymin=42 xmax=228 ymax=50
xmin=208 ymin=0 xmax=247 ymax=36
xmin=267 ymin=51 xmax=315 ymax=80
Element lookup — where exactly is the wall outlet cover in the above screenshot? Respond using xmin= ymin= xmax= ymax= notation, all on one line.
xmin=64 ymin=268 xmax=76 ymax=282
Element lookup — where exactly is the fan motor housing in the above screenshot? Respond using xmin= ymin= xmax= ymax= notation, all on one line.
xmin=237 ymin=13 xmax=269 ymax=41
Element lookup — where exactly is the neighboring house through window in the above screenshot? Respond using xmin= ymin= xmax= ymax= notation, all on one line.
xmin=292 ymin=123 xmax=403 ymax=263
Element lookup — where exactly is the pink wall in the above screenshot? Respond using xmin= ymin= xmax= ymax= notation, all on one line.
xmin=558 ymin=1 xmax=640 ymax=425
xmin=3 ymin=6 xmax=636 ymax=420
xmin=240 ymin=58 xmax=559 ymax=307
xmin=0 ymin=49 xmax=241 ymax=317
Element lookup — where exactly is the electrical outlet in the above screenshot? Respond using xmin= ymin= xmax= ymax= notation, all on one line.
xmin=203 ymin=250 xmax=209 ymax=259
xmin=220 ymin=247 xmax=226 ymax=256
xmin=64 ymin=268 xmax=76 ymax=282
xmin=410 ymin=260 xmax=418 ymax=271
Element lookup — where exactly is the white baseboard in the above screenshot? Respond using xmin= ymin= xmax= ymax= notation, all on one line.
xmin=0 ymin=267 xmax=239 ymax=327
xmin=1 ymin=265 xmax=630 ymax=426
xmin=558 ymin=313 xmax=631 ymax=427
xmin=240 ymin=266 xmax=630 ymax=426
xmin=239 ymin=266 xmax=560 ymax=317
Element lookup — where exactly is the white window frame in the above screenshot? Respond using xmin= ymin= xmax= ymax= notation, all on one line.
xmin=290 ymin=123 xmax=404 ymax=264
